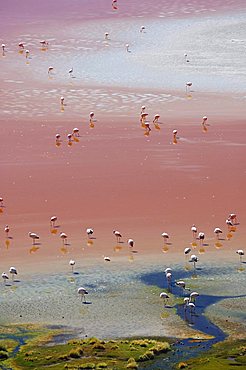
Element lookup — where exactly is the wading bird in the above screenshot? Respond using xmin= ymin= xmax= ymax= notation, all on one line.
xmin=86 ymin=228 xmax=94 ymax=239
xmin=9 ymin=267 xmax=17 ymax=281
xmin=161 ymin=232 xmax=169 ymax=244
xmin=48 ymin=66 xmax=54 ymax=74
xmin=191 ymin=225 xmax=197 ymax=239
xmin=104 ymin=256 xmax=111 ymax=262
xmin=50 ymin=216 xmax=57 ymax=228
xmin=214 ymin=227 xmax=222 ymax=240
xmin=78 ymin=287 xmax=88 ymax=302
xmin=190 ymin=291 xmax=199 ymax=302
xmin=60 ymin=232 xmax=68 ymax=245
xmin=40 ymin=40 xmax=48 ymax=47
xmin=189 ymin=254 xmax=199 ymax=269
xmin=69 ymin=260 xmax=75 ymax=273
xmin=186 ymin=81 xmax=192 ymax=93
xmin=28 ymin=232 xmax=40 ymax=245
xmin=4 ymin=225 xmax=10 ymax=238
xmin=236 ymin=249 xmax=244 ymax=263
xmin=113 ymin=230 xmax=122 ymax=243
xmin=160 ymin=292 xmax=169 ymax=306
xmin=1 ymin=272 xmax=9 ymax=284
xmin=198 ymin=232 xmax=205 ymax=246
xmin=128 ymin=239 xmax=134 ymax=248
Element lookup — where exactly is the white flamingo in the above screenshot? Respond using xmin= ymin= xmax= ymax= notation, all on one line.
xmin=50 ymin=216 xmax=57 ymax=228
xmin=9 ymin=267 xmax=17 ymax=281
xmin=86 ymin=228 xmax=94 ymax=239
xmin=69 ymin=260 xmax=75 ymax=273
xmin=214 ymin=227 xmax=222 ymax=240
xmin=198 ymin=232 xmax=205 ymax=246
xmin=128 ymin=239 xmax=134 ymax=248
xmin=160 ymin=292 xmax=169 ymax=306
xmin=60 ymin=232 xmax=68 ymax=245
xmin=28 ymin=232 xmax=40 ymax=245
xmin=2 ymin=272 xmax=9 ymax=284
xmin=190 ymin=254 xmax=198 ymax=269
xmin=236 ymin=249 xmax=244 ymax=263
xmin=161 ymin=232 xmax=169 ymax=244
xmin=48 ymin=66 xmax=54 ymax=74
xmin=113 ymin=230 xmax=122 ymax=243
xmin=78 ymin=287 xmax=88 ymax=302
xmin=191 ymin=225 xmax=197 ymax=239
xmin=186 ymin=81 xmax=192 ymax=93
xmin=190 ymin=291 xmax=199 ymax=302
xmin=4 ymin=225 xmax=10 ymax=238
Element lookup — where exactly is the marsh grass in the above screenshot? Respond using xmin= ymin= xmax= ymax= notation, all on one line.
xmin=183 ymin=339 xmax=246 ymax=369
xmin=0 ymin=325 xmax=171 ymax=369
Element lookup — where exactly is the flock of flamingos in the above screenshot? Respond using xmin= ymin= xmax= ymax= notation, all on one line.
xmin=1 ymin=1 xmax=245 ymax=316
xmin=1 ymin=195 xmax=245 ymax=308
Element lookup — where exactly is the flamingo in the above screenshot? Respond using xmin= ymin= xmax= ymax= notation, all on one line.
xmin=140 ymin=26 xmax=146 ymax=33
xmin=73 ymin=128 xmax=80 ymax=137
xmin=0 ymin=197 xmax=3 ymax=207
xmin=4 ymin=225 xmax=10 ymax=238
xmin=228 ymin=213 xmax=238 ymax=225
xmin=86 ymin=228 xmax=94 ymax=239
xmin=60 ymin=96 xmax=65 ymax=105
xmin=188 ymin=302 xmax=196 ymax=313
xmin=60 ymin=232 xmax=68 ymax=245
xmin=48 ymin=66 xmax=54 ymax=74
xmin=68 ymin=67 xmax=73 ymax=77
xmin=9 ymin=267 xmax=17 ymax=281
xmin=89 ymin=112 xmax=96 ymax=124
xmin=198 ymin=232 xmax=205 ymax=246
xmin=173 ymin=130 xmax=178 ymax=144
xmin=1 ymin=272 xmax=9 ymax=285
xmin=69 ymin=260 xmax=75 ymax=273
xmin=104 ymin=256 xmax=111 ymax=262
xmin=125 ymin=44 xmax=130 ymax=52
xmin=202 ymin=116 xmax=208 ymax=124
xmin=40 ymin=40 xmax=48 ymax=47
xmin=28 ymin=232 xmax=40 ymax=245
xmin=214 ymin=227 xmax=222 ymax=240
xmin=2 ymin=43 xmax=6 ymax=53
xmin=165 ymin=272 xmax=172 ymax=289
xmin=191 ymin=225 xmax=197 ymax=239
xmin=164 ymin=267 xmax=172 ymax=274
xmin=128 ymin=239 xmax=134 ymax=248
xmin=184 ymin=247 xmax=191 ymax=255
xmin=186 ymin=81 xmax=192 ymax=93
xmin=160 ymin=292 xmax=169 ymax=306
xmin=183 ymin=297 xmax=190 ymax=311
xmin=236 ymin=250 xmax=244 ymax=263
xmin=18 ymin=42 xmax=25 ymax=49
xmin=78 ymin=287 xmax=88 ymax=302
xmin=67 ymin=134 xmax=73 ymax=144
xmin=161 ymin=232 xmax=169 ymax=244
xmin=56 ymin=134 xmax=62 ymax=146
xmin=189 ymin=254 xmax=198 ymax=269
xmin=176 ymin=281 xmax=186 ymax=290
xmin=105 ymin=32 xmax=109 ymax=40
xmin=140 ymin=106 xmax=146 ymax=114
xmin=113 ymin=230 xmax=122 ymax=243
xmin=50 ymin=216 xmax=57 ymax=228
xmin=25 ymin=49 xmax=30 ymax=59
xmin=153 ymin=114 xmax=160 ymax=123
xmin=190 ymin=291 xmax=199 ymax=302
